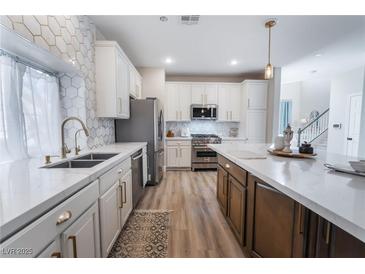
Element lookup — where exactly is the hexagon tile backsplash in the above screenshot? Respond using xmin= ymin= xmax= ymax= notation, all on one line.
xmin=0 ymin=15 xmax=115 ymax=149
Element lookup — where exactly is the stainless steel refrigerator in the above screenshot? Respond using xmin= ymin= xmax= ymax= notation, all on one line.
xmin=115 ymin=98 xmax=164 ymax=185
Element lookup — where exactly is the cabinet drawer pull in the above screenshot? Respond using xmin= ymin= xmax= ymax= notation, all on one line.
xmin=225 ymin=163 xmax=230 ymax=169
xmin=122 ymin=181 xmax=127 ymax=204
xmin=68 ymin=235 xmax=78 ymax=258
xmin=118 ymin=185 xmax=123 ymax=208
xmin=325 ymin=221 xmax=331 ymax=245
xmin=56 ymin=210 xmax=72 ymax=225
xmin=51 ymin=251 xmax=61 ymax=258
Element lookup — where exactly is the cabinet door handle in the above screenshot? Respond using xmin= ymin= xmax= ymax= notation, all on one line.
xmin=122 ymin=181 xmax=127 ymax=204
xmin=119 ymin=98 xmax=123 ymax=114
xmin=56 ymin=210 xmax=72 ymax=225
xmin=180 ymin=111 xmax=182 ymax=120
xmin=248 ymin=98 xmax=250 ymax=108
xmin=118 ymin=185 xmax=123 ymax=208
xmin=180 ymin=148 xmax=182 ymax=157
xmin=176 ymin=111 xmax=178 ymax=120
xmin=222 ymin=174 xmax=227 ymax=195
xmin=325 ymin=221 xmax=331 ymax=245
xmin=230 ymin=111 xmax=232 ymax=120
xmin=175 ymin=148 xmax=178 ymax=158
xmin=68 ymin=235 xmax=78 ymax=258
xmin=51 ymin=252 xmax=61 ymax=258
xmin=226 ymin=111 xmax=228 ymax=120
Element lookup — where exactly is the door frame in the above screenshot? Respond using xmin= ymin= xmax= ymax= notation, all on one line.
xmin=344 ymin=93 xmax=362 ymax=157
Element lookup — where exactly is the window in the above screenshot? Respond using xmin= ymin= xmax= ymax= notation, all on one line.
xmin=0 ymin=54 xmax=61 ymax=163
xmin=279 ymin=100 xmax=293 ymax=134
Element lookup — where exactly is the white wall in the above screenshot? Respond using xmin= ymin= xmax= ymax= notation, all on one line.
xmin=327 ymin=66 xmax=365 ymax=155
xmin=280 ymin=82 xmax=301 ymax=128
xmin=300 ymin=79 xmax=331 ymax=119
xmin=280 ymin=78 xmax=331 ymax=130
xmin=138 ymin=67 xmax=166 ymax=105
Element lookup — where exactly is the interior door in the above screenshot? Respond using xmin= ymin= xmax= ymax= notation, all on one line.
xmin=346 ymin=94 xmax=362 ymax=157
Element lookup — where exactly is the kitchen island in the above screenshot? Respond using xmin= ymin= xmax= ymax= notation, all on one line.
xmin=208 ymin=143 xmax=365 ymax=257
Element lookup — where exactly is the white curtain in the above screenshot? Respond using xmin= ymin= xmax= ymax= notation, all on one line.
xmin=0 ymin=55 xmax=61 ymax=163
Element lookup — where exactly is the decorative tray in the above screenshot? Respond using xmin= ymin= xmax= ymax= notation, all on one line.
xmin=324 ymin=163 xmax=365 ymax=177
xmin=267 ymin=148 xmax=317 ymax=159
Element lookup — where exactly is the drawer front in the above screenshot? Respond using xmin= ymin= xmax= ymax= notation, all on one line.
xmin=166 ymin=140 xmax=191 ymax=147
xmin=37 ymin=238 xmax=62 ymax=258
xmin=0 ymin=180 xmax=99 ymax=258
xmin=218 ymin=155 xmax=247 ymax=186
xmin=99 ymin=158 xmax=131 ymax=195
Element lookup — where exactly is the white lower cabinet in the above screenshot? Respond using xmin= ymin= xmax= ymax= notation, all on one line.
xmin=99 ymin=180 xmax=122 ymax=257
xmin=37 ymin=238 xmax=62 ymax=258
xmin=166 ymin=140 xmax=191 ymax=168
xmin=120 ymin=170 xmax=133 ymax=227
xmin=61 ymin=202 xmax=100 ymax=258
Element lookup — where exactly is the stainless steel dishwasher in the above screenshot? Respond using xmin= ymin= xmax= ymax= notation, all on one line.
xmin=131 ymin=149 xmax=144 ymax=208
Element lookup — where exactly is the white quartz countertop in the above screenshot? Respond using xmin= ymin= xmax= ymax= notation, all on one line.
xmin=0 ymin=142 xmax=146 ymax=241
xmin=208 ymin=143 xmax=365 ymax=243
xmin=165 ymin=136 xmax=192 ymax=140
xmin=221 ymin=137 xmax=248 ymax=141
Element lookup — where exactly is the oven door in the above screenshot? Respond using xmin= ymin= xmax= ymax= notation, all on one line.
xmin=191 ymin=105 xmax=217 ymax=120
xmin=192 ymin=146 xmax=218 ymax=163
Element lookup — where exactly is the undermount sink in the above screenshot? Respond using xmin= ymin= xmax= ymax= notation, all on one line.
xmin=75 ymin=153 xmax=119 ymax=160
xmin=45 ymin=160 xmax=105 ymax=169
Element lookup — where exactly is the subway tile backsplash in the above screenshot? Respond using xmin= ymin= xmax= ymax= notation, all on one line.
xmin=166 ymin=121 xmax=240 ymax=137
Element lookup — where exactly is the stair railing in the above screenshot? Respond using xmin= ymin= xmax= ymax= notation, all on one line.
xmin=297 ymin=108 xmax=330 ymax=147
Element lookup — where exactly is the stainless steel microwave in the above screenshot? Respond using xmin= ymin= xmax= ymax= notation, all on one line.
xmin=190 ymin=104 xmax=217 ymax=120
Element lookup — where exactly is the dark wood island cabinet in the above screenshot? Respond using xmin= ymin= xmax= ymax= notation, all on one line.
xmin=215 ymin=153 xmax=365 ymax=258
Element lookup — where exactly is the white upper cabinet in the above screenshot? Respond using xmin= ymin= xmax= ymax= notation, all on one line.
xmin=242 ymin=80 xmax=268 ymax=110
xmin=218 ymin=84 xmax=241 ymax=122
xmin=191 ymin=84 xmax=218 ymax=105
xmin=95 ymin=41 xmax=142 ymax=118
xmin=166 ymin=82 xmax=191 ymax=121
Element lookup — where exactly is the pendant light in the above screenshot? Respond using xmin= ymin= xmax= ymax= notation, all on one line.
xmin=264 ymin=19 xmax=277 ymax=79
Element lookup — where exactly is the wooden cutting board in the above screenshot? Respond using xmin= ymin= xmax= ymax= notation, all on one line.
xmin=267 ymin=148 xmax=317 ymax=159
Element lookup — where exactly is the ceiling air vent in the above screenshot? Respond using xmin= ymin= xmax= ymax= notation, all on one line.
xmin=180 ymin=15 xmax=200 ymax=25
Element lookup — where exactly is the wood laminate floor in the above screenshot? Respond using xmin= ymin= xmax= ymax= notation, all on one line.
xmin=137 ymin=171 xmax=245 ymax=258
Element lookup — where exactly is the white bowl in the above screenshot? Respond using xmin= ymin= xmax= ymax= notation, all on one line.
xmin=349 ymin=161 xmax=365 ymax=173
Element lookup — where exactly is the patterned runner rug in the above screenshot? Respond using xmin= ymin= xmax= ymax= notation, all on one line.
xmin=108 ymin=209 xmax=171 ymax=258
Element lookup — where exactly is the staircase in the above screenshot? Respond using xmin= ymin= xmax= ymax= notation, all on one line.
xmin=297 ymin=108 xmax=330 ymax=147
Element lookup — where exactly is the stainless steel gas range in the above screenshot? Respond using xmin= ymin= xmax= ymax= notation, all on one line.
xmin=191 ymin=134 xmax=222 ymax=171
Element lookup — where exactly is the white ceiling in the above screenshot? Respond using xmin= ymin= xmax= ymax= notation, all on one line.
xmin=90 ymin=15 xmax=365 ymax=77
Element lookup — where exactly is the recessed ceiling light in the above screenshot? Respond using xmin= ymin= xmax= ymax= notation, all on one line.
xmin=160 ymin=16 xmax=168 ymax=22
xmin=230 ymin=59 xmax=238 ymax=66
xmin=164 ymin=57 xmax=173 ymax=64
xmin=315 ymin=53 xmax=322 ymax=57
